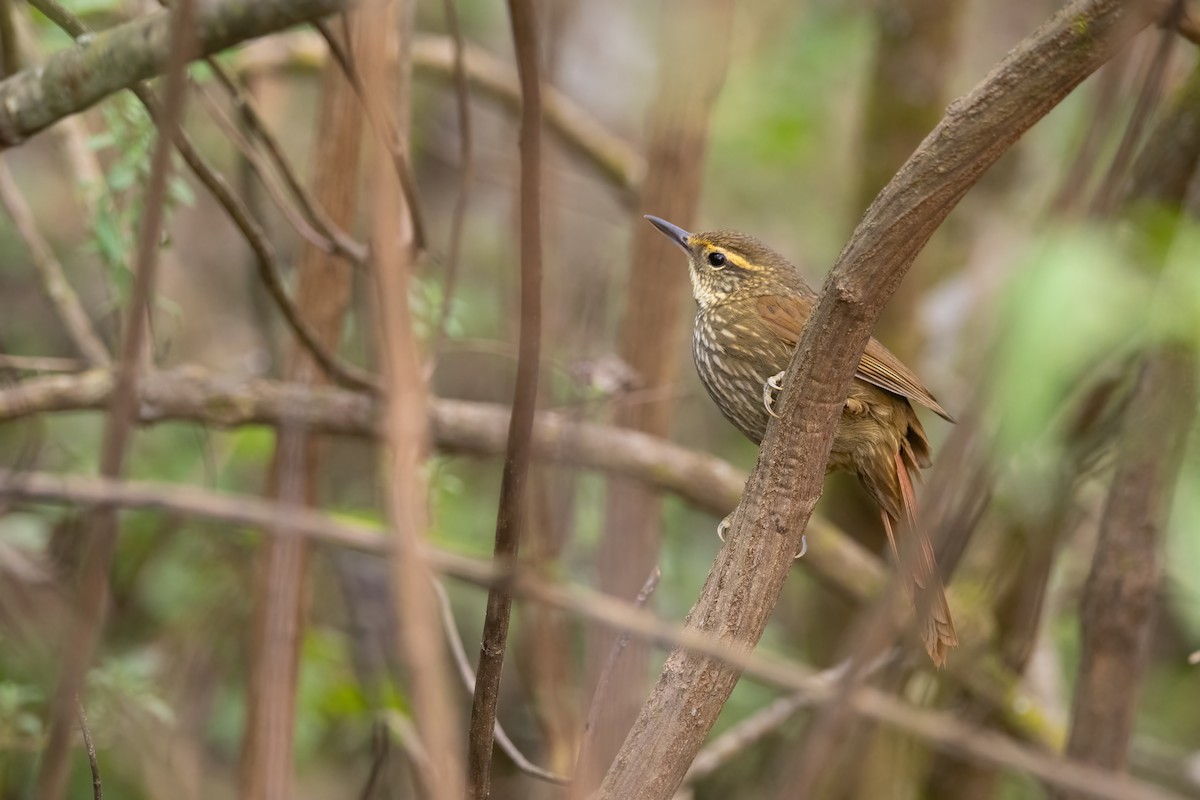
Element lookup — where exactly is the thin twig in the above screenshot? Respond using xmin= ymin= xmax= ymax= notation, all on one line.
xmin=467 ymin=2 xmax=543 ymax=795
xmin=76 ymin=698 xmax=102 ymax=800
xmin=314 ymin=17 xmax=428 ymax=251
xmin=432 ymin=580 xmax=569 ymax=784
xmin=364 ymin=1 xmax=462 ymax=797
xmin=27 ymin=0 xmax=380 ymax=393
xmin=234 ymin=31 xmax=645 ymax=195
xmin=430 ymin=0 xmax=473 ymax=360
xmin=575 ymin=567 xmax=661 ymax=782
xmin=1090 ymin=0 xmax=1183 ymax=215
xmin=0 ymin=355 xmax=85 ymax=372
xmin=0 ymin=160 xmax=110 ymax=366
xmin=683 ymin=650 xmax=897 ymax=786
xmin=34 ymin=2 xmax=195 ymax=797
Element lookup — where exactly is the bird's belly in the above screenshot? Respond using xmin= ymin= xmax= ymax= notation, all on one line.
xmin=692 ymin=324 xmax=781 ymax=444
xmin=691 ymin=322 xmax=897 ymax=473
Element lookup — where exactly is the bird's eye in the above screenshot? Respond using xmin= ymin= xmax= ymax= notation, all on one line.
xmin=707 ymin=252 xmax=727 ymax=269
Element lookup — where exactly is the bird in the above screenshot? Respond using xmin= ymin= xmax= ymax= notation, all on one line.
xmin=645 ymin=214 xmax=958 ymax=667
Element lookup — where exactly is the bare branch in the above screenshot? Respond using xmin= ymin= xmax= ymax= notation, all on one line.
xmin=29 ymin=0 xmax=380 ymax=393
xmin=467 ymin=2 xmax=543 ymax=795
xmin=0 ymin=161 xmax=109 ymax=366
xmin=432 ymin=580 xmax=569 ymax=785
xmin=36 ymin=2 xmax=195 ymax=796
xmin=429 ymin=0 xmax=473 ymax=360
xmin=364 ymin=0 xmax=462 ymax=796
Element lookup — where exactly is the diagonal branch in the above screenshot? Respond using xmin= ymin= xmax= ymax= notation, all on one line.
xmin=596 ymin=2 xmax=1167 ymax=798
xmin=0 ymin=160 xmax=110 ymax=366
xmin=2 ymin=0 xmax=351 ymax=148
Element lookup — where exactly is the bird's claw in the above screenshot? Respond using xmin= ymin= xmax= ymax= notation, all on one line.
xmin=794 ymin=535 xmax=808 ymax=560
xmin=762 ymin=371 xmax=786 ymax=419
xmin=717 ymin=513 xmax=733 ymax=542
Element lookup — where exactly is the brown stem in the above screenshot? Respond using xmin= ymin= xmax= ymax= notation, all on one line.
xmin=597 ymin=2 xmax=1162 ymax=798
xmin=0 ymin=160 xmax=110 ymax=366
xmin=35 ymin=3 xmax=195 ymax=798
xmin=429 ymin=0 xmax=473 ymax=361
xmin=467 ymin=1 xmax=542 ymax=796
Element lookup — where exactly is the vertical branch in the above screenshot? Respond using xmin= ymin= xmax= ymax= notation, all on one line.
xmin=857 ymin=0 xmax=963 ymax=357
xmin=586 ymin=1 xmax=733 ymax=789
xmin=466 ymin=0 xmax=542 ymax=796
xmin=362 ymin=1 xmax=463 ymax=799
xmin=238 ymin=12 xmax=365 ymax=800
xmin=1058 ymin=347 xmax=1196 ymax=799
xmin=430 ymin=0 xmax=473 ymax=360
xmin=35 ymin=2 xmax=195 ymax=798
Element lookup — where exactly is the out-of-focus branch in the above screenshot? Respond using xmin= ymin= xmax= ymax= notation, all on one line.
xmin=588 ymin=2 xmax=734 ymax=789
xmin=429 ymin=0 xmax=473 ymax=359
xmin=5 ymin=0 xmax=350 ymax=148
xmin=34 ymin=1 xmax=195 ymax=797
xmin=433 ymin=580 xmax=568 ymax=785
xmin=597 ymin=2 xmax=1164 ymax=798
xmin=410 ymin=35 xmax=644 ymax=196
xmin=363 ymin=0 xmax=462 ymax=797
xmin=237 ymin=8 xmax=366 ymax=797
xmin=1 ymin=468 xmax=1190 ymax=800
xmin=235 ymin=32 xmax=645 ymax=194
xmin=29 ymin=0 xmax=379 ymax=393
xmin=0 ymin=161 xmax=110 ymax=366
xmin=1058 ymin=56 xmax=1200 ymax=798
xmin=467 ymin=2 xmax=543 ymax=796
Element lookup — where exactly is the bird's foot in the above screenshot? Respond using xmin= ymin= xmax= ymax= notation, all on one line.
xmin=717 ymin=512 xmax=733 ymax=542
xmin=762 ymin=370 xmax=786 ymax=419
xmin=795 ymin=535 xmax=808 ymax=559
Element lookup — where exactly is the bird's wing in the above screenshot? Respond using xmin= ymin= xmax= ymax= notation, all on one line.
xmin=754 ymin=293 xmax=954 ymax=422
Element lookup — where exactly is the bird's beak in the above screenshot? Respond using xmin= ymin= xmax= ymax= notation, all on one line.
xmin=644 ymin=215 xmax=692 ymax=252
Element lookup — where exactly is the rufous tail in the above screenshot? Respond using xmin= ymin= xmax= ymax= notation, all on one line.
xmin=881 ymin=450 xmax=958 ymax=668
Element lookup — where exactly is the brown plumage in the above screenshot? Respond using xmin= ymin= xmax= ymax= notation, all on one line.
xmin=646 ymin=216 xmax=958 ymax=667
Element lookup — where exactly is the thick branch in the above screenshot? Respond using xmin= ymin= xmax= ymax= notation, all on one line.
xmin=597 ymin=2 xmax=1162 ymax=799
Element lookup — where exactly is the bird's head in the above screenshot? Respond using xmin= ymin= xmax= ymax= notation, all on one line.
xmin=644 ymin=215 xmax=801 ymax=309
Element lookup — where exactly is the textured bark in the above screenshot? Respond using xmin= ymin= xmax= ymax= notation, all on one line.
xmin=585 ymin=0 xmax=734 ymax=791
xmin=239 ymin=21 xmax=363 ymax=799
xmin=596 ymin=3 xmax=1159 ymax=798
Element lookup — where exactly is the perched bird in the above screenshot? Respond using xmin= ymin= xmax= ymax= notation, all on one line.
xmin=645 ymin=214 xmax=958 ymax=667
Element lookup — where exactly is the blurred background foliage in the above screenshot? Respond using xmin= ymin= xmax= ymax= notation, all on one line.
xmin=1 ymin=0 xmax=1199 ymax=798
